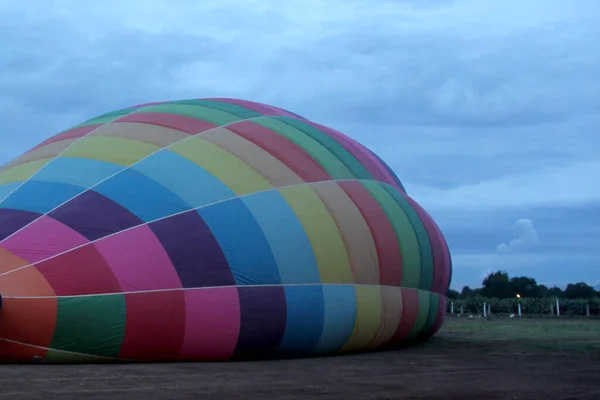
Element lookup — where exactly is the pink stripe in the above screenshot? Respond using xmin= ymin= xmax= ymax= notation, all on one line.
xmin=180 ymin=287 xmax=241 ymax=361
xmin=304 ymin=121 xmax=400 ymax=188
xmin=402 ymin=194 xmax=450 ymax=294
xmin=32 ymin=125 xmax=100 ymax=150
xmin=205 ymin=98 xmax=304 ymax=119
xmin=2 ymin=216 xmax=89 ymax=263
xmin=93 ymin=225 xmax=183 ymax=291
xmin=116 ymin=112 xmax=217 ymax=135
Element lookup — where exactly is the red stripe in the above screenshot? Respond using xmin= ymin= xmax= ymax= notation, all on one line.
xmin=392 ymin=288 xmax=420 ymax=342
xmin=226 ymin=120 xmax=331 ymax=182
xmin=119 ymin=291 xmax=186 ymax=361
xmin=32 ymin=125 xmax=101 ymax=150
xmin=338 ymin=181 xmax=402 ymax=286
xmin=304 ymin=121 xmax=400 ymax=188
xmin=116 ymin=112 xmax=217 ymax=135
xmin=402 ymin=194 xmax=449 ymax=294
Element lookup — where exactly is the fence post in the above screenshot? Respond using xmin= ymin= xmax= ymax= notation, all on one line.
xmin=518 ymin=303 xmax=522 ymax=317
xmin=556 ymin=297 xmax=560 ymax=316
xmin=483 ymin=302 xmax=487 ymax=317
xmin=451 ymin=302 xmax=454 ymax=314
xmin=586 ymin=304 xmax=590 ymax=317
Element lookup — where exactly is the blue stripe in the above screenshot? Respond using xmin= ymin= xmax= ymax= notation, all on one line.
xmin=0 ymin=182 xmax=22 ymax=200
xmin=0 ymin=181 xmax=85 ymax=213
xmin=133 ymin=150 xmax=236 ymax=208
xmin=277 ymin=285 xmax=325 ymax=354
xmin=33 ymin=157 xmax=125 ymax=188
xmin=242 ymin=190 xmax=321 ymax=284
xmin=93 ymin=169 xmax=192 ymax=222
xmin=311 ymin=284 xmax=357 ymax=354
xmin=198 ymin=198 xmax=281 ymax=285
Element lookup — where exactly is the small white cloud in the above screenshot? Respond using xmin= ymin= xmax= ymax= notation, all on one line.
xmin=497 ymin=218 xmax=540 ymax=253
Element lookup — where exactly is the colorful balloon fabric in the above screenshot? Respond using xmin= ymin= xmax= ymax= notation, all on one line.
xmin=0 ymin=98 xmax=452 ymax=363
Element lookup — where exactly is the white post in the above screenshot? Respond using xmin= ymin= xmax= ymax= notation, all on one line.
xmin=451 ymin=302 xmax=454 ymax=314
xmin=586 ymin=304 xmax=590 ymax=317
xmin=518 ymin=303 xmax=522 ymax=317
xmin=556 ymin=297 xmax=560 ymax=316
xmin=483 ymin=302 xmax=487 ymax=317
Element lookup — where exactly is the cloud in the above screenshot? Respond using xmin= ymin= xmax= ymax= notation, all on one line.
xmin=496 ymin=219 xmax=540 ymax=253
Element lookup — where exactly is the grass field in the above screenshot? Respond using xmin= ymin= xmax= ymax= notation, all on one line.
xmin=1 ymin=316 xmax=599 ymax=400
xmin=439 ymin=316 xmax=600 ymax=354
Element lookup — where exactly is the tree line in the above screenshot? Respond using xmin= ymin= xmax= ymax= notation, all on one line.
xmin=446 ymin=270 xmax=599 ymax=316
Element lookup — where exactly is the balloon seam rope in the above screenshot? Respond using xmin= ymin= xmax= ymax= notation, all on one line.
xmin=1 ymin=282 xmax=445 ymax=299
xmin=0 ymin=338 xmax=133 ymax=362
xmin=0 ymin=177 xmax=394 ymax=278
xmin=0 ymin=114 xmax=280 ymax=245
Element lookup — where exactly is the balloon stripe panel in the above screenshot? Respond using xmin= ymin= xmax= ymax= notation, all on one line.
xmin=180 ymin=287 xmax=241 ymax=361
xmin=241 ymin=190 xmax=321 ymax=285
xmin=277 ymin=285 xmax=325 ymax=355
xmin=50 ymin=295 xmax=126 ymax=357
xmin=341 ymin=285 xmax=382 ymax=352
xmin=119 ymin=291 xmax=186 ymax=361
xmin=311 ymin=284 xmax=356 ymax=354
xmin=35 ymin=245 xmax=121 ymax=296
xmin=198 ymin=198 xmax=281 ymax=286
xmin=203 ymin=127 xmax=305 ymax=187
xmin=148 ymin=210 xmax=234 ymax=288
xmin=3 ymin=216 xmax=89 ymax=264
xmin=338 ymin=181 xmax=401 ymax=286
xmin=278 ymin=185 xmax=353 ymax=284
xmin=48 ymin=190 xmax=144 ymax=241
xmin=93 ymin=169 xmax=192 ymax=222
xmin=94 ymin=224 xmax=183 ymax=291
xmin=132 ymin=149 xmax=237 ymax=208
xmin=233 ymin=286 xmax=287 ymax=359
xmin=0 ymin=181 xmax=85 ymax=214
xmin=311 ymin=181 xmax=380 ymax=285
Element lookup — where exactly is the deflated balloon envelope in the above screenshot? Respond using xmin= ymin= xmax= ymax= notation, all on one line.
xmin=0 ymin=97 xmax=452 ymax=363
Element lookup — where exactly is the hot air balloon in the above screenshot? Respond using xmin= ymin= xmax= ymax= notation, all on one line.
xmin=0 ymin=98 xmax=451 ymax=363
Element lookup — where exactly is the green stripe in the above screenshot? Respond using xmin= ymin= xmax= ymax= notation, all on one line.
xmin=50 ymin=295 xmax=126 ymax=358
xmin=360 ymin=181 xmax=421 ymax=289
xmin=255 ymin=117 xmax=354 ymax=179
xmin=407 ymin=289 xmax=431 ymax=339
xmin=381 ymin=184 xmax=435 ymax=291
xmin=273 ymin=116 xmax=375 ymax=180
xmin=423 ymin=292 xmax=440 ymax=336
xmin=169 ymin=99 xmax=263 ymax=119
xmin=73 ymin=108 xmax=138 ymax=128
xmin=93 ymin=106 xmax=141 ymax=120
xmin=135 ymin=103 xmax=243 ymax=126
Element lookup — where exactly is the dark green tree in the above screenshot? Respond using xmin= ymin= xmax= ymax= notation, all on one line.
xmin=564 ymin=282 xmax=596 ymax=299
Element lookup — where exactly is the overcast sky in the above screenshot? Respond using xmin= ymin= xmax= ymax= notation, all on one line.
xmin=1 ymin=0 xmax=598 ymax=290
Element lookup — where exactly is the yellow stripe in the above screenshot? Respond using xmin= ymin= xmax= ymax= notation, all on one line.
xmin=170 ymin=136 xmax=273 ymax=196
xmin=367 ymin=285 xmax=403 ymax=349
xmin=278 ymin=184 xmax=352 ymax=284
xmin=61 ymin=136 xmax=160 ymax=166
xmin=0 ymin=158 xmax=52 ymax=184
xmin=341 ymin=285 xmax=382 ymax=352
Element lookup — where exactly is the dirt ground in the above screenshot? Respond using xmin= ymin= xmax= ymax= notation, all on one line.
xmin=1 ymin=319 xmax=599 ymax=400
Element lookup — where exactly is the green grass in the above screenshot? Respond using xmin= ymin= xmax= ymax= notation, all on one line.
xmin=435 ymin=316 xmax=600 ymax=355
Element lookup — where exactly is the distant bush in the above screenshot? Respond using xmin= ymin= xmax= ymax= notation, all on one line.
xmin=447 ymin=296 xmax=600 ymax=316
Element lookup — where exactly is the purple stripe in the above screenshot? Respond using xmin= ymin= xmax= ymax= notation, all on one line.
xmin=48 ymin=191 xmax=143 ymax=241
xmin=148 ymin=210 xmax=235 ymax=288
xmin=233 ymin=286 xmax=287 ymax=359
xmin=0 ymin=209 xmax=41 ymax=241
